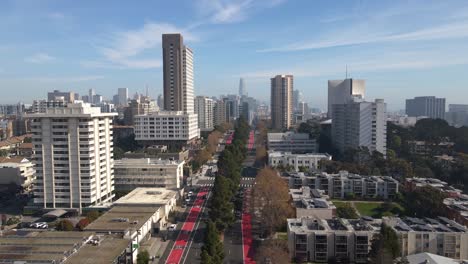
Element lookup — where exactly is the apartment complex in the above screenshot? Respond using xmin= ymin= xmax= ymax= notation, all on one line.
xmin=332 ymin=97 xmax=387 ymax=156
xmin=162 ymin=33 xmax=194 ymax=114
xmin=290 ymin=187 xmax=336 ymax=219
xmin=327 ymin=78 xmax=365 ymax=118
xmin=271 ymin=75 xmax=293 ymax=130
xmin=285 ymin=171 xmax=399 ymax=200
xmin=26 ymin=102 xmax=117 ymax=212
xmin=0 ymin=157 xmax=35 ymax=191
xmin=287 ymin=217 xmax=380 ymax=263
xmin=134 ymin=111 xmax=199 ymax=143
xmin=114 ymin=158 xmax=185 ymax=190
xmin=31 ymin=99 xmax=67 ymax=113
xmin=406 ymin=96 xmax=446 ymax=119
xmin=267 ymin=132 xmax=317 ymax=153
xmin=384 ymin=217 xmax=468 ymax=260
xmin=194 ymin=96 xmax=214 ymax=131
xmin=268 ymin=151 xmax=331 ymax=171
xmin=123 ymin=97 xmax=158 ymax=125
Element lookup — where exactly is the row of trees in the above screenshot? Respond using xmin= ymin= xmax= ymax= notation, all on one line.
xmin=201 ymin=221 xmax=224 ymax=264
xmin=210 ymin=117 xmax=250 ymax=230
xmin=191 ymin=129 xmax=224 ymax=171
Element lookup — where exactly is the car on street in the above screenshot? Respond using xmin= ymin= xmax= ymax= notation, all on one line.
xmin=168 ymin=224 xmax=177 ymax=231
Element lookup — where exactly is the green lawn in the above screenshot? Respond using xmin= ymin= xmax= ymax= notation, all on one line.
xmin=354 ymin=202 xmax=405 ymax=218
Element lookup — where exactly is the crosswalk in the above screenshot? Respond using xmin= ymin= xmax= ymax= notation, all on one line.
xmin=198 ymin=183 xmax=255 ymax=188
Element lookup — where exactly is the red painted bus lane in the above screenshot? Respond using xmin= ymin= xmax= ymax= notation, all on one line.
xmin=242 ymin=188 xmax=256 ymax=264
xmin=165 ymin=188 xmax=209 ymax=264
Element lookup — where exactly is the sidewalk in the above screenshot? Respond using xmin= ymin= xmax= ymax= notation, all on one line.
xmin=140 ymin=233 xmax=171 ymax=263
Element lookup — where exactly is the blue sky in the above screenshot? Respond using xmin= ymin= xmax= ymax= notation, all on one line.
xmin=1 ymin=0 xmax=468 ymax=110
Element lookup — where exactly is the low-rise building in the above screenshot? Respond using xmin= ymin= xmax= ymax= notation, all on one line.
xmin=384 ymin=216 xmax=468 ymax=260
xmin=405 ymin=178 xmax=462 ymax=197
xmin=0 ymin=231 xmax=131 ymax=264
xmin=267 ymin=132 xmax=317 ymax=153
xmin=114 ymin=158 xmax=185 ymax=190
xmin=290 ymin=187 xmax=336 ymax=219
xmin=268 ymin=151 xmax=331 ymax=171
xmin=444 ymin=194 xmax=468 ymax=227
xmin=0 ymin=157 xmax=35 ymax=191
xmin=85 ymin=188 xmax=177 ymax=262
xmin=287 ymin=217 xmax=381 ymax=263
xmin=134 ymin=111 xmax=199 ymax=145
xmin=285 ymin=171 xmax=399 ymax=200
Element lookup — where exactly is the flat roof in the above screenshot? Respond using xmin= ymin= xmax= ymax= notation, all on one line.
xmin=0 ymin=231 xmax=94 ymax=263
xmin=113 ymin=187 xmax=177 ymax=206
xmin=85 ymin=206 xmax=159 ymax=232
xmin=65 ymin=235 xmax=130 ymax=264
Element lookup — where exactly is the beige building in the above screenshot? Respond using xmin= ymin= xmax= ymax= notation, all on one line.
xmin=287 ymin=217 xmax=380 ymax=263
xmin=114 ymin=158 xmax=185 ymax=190
xmin=270 ymin=75 xmax=293 ymax=130
xmin=268 ymin=151 xmax=331 ymax=171
xmin=384 ymin=216 xmax=468 ymax=260
xmin=213 ymin=99 xmax=227 ymax=126
xmin=162 ymin=33 xmax=194 ymax=114
xmin=0 ymin=157 xmax=35 ymax=191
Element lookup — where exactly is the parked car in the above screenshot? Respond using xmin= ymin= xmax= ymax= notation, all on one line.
xmin=168 ymin=224 xmax=177 ymax=231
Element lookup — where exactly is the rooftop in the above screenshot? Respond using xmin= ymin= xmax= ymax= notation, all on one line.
xmin=268 ymin=151 xmax=332 ymax=159
xmin=114 ymin=158 xmax=183 ymax=167
xmin=85 ymin=206 xmax=159 ymax=232
xmin=288 ymin=217 xmax=382 ymax=233
xmin=267 ymin=132 xmax=312 ymax=141
xmin=386 ymin=216 xmax=468 ymax=233
xmin=64 ymin=235 xmax=130 ymax=264
xmin=0 ymin=156 xmax=30 ymax=164
xmin=113 ymin=187 xmax=177 ymax=206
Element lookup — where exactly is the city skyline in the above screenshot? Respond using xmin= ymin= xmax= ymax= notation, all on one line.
xmin=1 ymin=0 xmax=468 ymax=110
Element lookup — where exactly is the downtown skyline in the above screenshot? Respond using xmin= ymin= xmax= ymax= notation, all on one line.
xmin=1 ymin=0 xmax=468 ymax=110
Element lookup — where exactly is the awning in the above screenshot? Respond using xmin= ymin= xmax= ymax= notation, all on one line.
xmin=43 ymin=209 xmax=67 ymax=218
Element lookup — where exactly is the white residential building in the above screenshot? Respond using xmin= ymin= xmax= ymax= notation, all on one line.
xmin=287 ymin=217 xmax=380 ymax=263
xmin=327 ymin=78 xmax=365 ymax=118
xmin=195 ymin=96 xmax=214 ymax=131
xmin=332 ymin=97 xmax=387 ymax=156
xmin=267 ymin=132 xmax=318 ymax=153
xmin=134 ymin=111 xmax=199 ymax=143
xmin=290 ymin=187 xmax=336 ymax=219
xmin=268 ymin=151 xmax=331 ymax=171
xmin=26 ymin=102 xmax=117 ymax=212
xmin=285 ymin=171 xmax=399 ymax=200
xmin=0 ymin=157 xmax=35 ymax=191
xmin=385 ymin=217 xmax=468 ymax=260
xmin=31 ymin=99 xmax=67 ymax=113
xmin=114 ymin=158 xmax=185 ymax=190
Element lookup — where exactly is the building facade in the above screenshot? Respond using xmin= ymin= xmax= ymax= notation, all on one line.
xmin=271 ymin=75 xmax=293 ymax=130
xmin=134 ymin=111 xmax=199 ymax=143
xmin=47 ymin=90 xmax=77 ymax=103
xmin=445 ymin=104 xmax=468 ymax=127
xmin=123 ymin=97 xmax=157 ymax=126
xmin=194 ymin=96 xmax=214 ymax=131
xmin=327 ymin=79 xmax=365 ymax=118
xmin=162 ymin=33 xmax=194 ymax=114
xmin=26 ymin=102 xmax=116 ymax=212
xmin=332 ymin=97 xmax=387 ymax=156
xmin=267 ymin=132 xmax=318 ymax=153
xmin=286 ymin=171 xmax=399 ymax=200
xmin=117 ymin=88 xmax=128 ymax=107
xmin=32 ymin=99 xmax=67 ymax=113
xmin=385 ymin=217 xmax=468 ymax=260
xmin=287 ymin=217 xmax=380 ymax=263
xmin=213 ymin=99 xmax=227 ymax=126
xmin=268 ymin=151 xmax=332 ymax=171
xmin=0 ymin=157 xmax=35 ymax=191
xmin=405 ymin=96 xmax=446 ymax=119
xmin=114 ymin=158 xmax=184 ymax=190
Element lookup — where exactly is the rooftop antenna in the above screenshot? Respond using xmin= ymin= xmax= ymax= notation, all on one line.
xmin=145 ymin=84 xmax=149 ymax=97
xmin=345 ymin=65 xmax=348 ymax=79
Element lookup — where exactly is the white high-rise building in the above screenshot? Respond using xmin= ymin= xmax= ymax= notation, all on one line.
xmin=332 ymin=97 xmax=387 ymax=156
xmin=88 ymin=89 xmax=95 ymax=104
xmin=117 ymin=88 xmax=128 ymax=107
xmin=239 ymin=78 xmax=246 ymax=97
xmin=328 ymin=79 xmax=365 ymax=118
xmin=26 ymin=102 xmax=117 ymax=212
xmin=183 ymin=47 xmax=194 ymax=114
xmin=195 ymin=96 xmax=214 ymax=131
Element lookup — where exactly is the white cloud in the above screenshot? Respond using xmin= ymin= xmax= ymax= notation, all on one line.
xmin=258 ymin=20 xmax=468 ymax=52
xmin=242 ymin=49 xmax=468 ymax=78
xmin=25 ymin=53 xmax=56 ymax=63
xmin=29 ymin=75 xmax=104 ymax=82
xmin=90 ymin=22 xmax=194 ymax=69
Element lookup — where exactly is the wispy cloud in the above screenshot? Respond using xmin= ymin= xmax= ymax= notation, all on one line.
xmin=47 ymin=12 xmax=66 ymax=20
xmin=243 ymin=48 xmax=468 ymax=78
xmin=258 ymin=20 xmax=468 ymax=52
xmin=29 ymin=75 xmax=104 ymax=82
xmin=87 ymin=22 xmax=194 ymax=69
xmin=24 ymin=53 xmax=56 ymax=63
xmin=195 ymin=0 xmax=285 ymax=25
